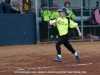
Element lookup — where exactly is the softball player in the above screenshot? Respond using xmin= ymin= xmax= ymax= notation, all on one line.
xmin=50 ymin=7 xmax=82 ymax=62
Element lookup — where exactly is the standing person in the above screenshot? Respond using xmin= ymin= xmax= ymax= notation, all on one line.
xmin=40 ymin=1 xmax=51 ymax=42
xmin=50 ymin=4 xmax=59 ymax=41
xmin=0 ymin=0 xmax=11 ymax=14
xmin=64 ymin=0 xmax=75 ymax=19
xmin=50 ymin=7 xmax=82 ymax=62
xmin=64 ymin=0 xmax=76 ymax=38
xmin=10 ymin=0 xmax=23 ymax=14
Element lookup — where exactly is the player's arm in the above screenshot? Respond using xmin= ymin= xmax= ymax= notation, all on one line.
xmin=75 ymin=25 xmax=82 ymax=37
xmin=70 ymin=20 xmax=82 ymax=37
xmin=49 ymin=19 xmax=58 ymax=25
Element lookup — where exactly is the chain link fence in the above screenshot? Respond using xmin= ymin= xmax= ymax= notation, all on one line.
xmin=30 ymin=0 xmax=100 ymax=43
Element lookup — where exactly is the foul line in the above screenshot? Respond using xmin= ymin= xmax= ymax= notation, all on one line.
xmin=27 ymin=63 xmax=93 ymax=70
xmin=0 ymin=63 xmax=100 ymax=73
xmin=0 ymin=62 xmax=99 ymax=73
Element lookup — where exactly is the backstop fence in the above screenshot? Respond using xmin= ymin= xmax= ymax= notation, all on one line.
xmin=30 ymin=0 xmax=100 ymax=43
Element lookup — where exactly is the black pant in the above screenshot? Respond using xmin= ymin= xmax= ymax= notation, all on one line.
xmin=0 ymin=3 xmax=11 ymax=14
xmin=50 ymin=26 xmax=58 ymax=39
xmin=10 ymin=9 xmax=20 ymax=14
xmin=40 ymin=20 xmax=48 ymax=40
xmin=56 ymin=34 xmax=76 ymax=55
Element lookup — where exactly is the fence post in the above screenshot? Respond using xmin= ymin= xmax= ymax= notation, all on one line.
xmin=81 ymin=0 xmax=84 ymax=41
xmin=35 ymin=0 xmax=40 ymax=43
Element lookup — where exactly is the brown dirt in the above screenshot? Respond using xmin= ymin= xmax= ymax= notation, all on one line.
xmin=0 ymin=42 xmax=100 ymax=75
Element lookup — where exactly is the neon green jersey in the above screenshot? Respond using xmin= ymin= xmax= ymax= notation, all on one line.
xmin=56 ymin=17 xmax=77 ymax=36
xmin=67 ymin=9 xmax=76 ymax=19
xmin=50 ymin=11 xmax=59 ymax=20
xmin=40 ymin=10 xmax=51 ymax=21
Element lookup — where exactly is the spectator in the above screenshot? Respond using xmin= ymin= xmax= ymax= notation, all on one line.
xmin=5 ymin=0 xmax=10 ymax=3
xmin=64 ymin=0 xmax=76 ymax=38
xmin=0 ymin=0 xmax=11 ymax=14
xmin=41 ymin=0 xmax=47 ymax=8
xmin=10 ymin=0 xmax=23 ymax=14
xmin=40 ymin=0 xmax=51 ymax=42
xmin=64 ymin=0 xmax=76 ymax=19
xmin=50 ymin=4 xmax=59 ymax=41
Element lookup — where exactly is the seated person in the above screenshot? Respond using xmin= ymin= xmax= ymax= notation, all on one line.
xmin=5 ymin=0 xmax=10 ymax=3
xmin=10 ymin=0 xmax=23 ymax=14
xmin=0 ymin=0 xmax=11 ymax=14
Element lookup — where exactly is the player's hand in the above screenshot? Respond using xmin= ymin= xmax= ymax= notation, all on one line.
xmin=16 ymin=9 xmax=20 ymax=11
xmin=55 ymin=19 xmax=60 ymax=23
xmin=79 ymin=32 xmax=82 ymax=37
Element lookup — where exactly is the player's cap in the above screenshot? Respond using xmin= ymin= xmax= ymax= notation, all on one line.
xmin=53 ymin=4 xmax=58 ymax=8
xmin=64 ymin=0 xmax=70 ymax=5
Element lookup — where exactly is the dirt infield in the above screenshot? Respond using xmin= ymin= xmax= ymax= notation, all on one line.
xmin=0 ymin=42 xmax=100 ymax=75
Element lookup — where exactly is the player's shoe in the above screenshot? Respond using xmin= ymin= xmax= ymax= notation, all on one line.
xmin=75 ymin=51 xmax=80 ymax=61
xmin=53 ymin=56 xmax=62 ymax=62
